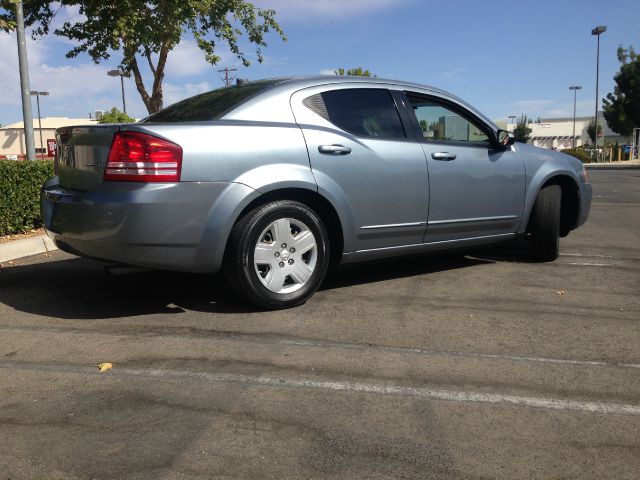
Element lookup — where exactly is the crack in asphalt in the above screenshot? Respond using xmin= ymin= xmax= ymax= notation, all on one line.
xmin=1 ymin=323 xmax=639 ymax=370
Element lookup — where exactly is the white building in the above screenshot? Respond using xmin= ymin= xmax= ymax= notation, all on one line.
xmin=1 ymin=117 xmax=97 ymax=159
xmin=505 ymin=113 xmax=626 ymax=151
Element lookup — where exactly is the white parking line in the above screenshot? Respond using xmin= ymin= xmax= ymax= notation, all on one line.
xmin=2 ymin=361 xmax=639 ymax=416
xmin=556 ymin=262 xmax=612 ymax=267
xmin=279 ymin=338 xmax=640 ymax=370
xmin=560 ymin=253 xmax=617 ymax=259
xmin=90 ymin=366 xmax=640 ymax=416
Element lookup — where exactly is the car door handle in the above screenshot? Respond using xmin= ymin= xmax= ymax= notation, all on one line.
xmin=318 ymin=144 xmax=352 ymax=155
xmin=431 ymin=152 xmax=456 ymax=161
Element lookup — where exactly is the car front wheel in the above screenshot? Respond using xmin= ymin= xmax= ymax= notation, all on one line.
xmin=528 ymin=184 xmax=561 ymax=262
xmin=224 ymin=200 xmax=330 ymax=310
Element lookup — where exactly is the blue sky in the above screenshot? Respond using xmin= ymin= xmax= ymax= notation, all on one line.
xmin=1 ymin=0 xmax=639 ymax=125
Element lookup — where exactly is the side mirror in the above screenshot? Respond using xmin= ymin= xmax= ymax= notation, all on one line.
xmin=497 ymin=129 xmax=515 ymax=147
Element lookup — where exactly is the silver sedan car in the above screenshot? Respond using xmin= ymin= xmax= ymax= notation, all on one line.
xmin=42 ymin=77 xmax=592 ymax=309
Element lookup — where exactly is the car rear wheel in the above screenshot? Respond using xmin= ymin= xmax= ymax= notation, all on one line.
xmin=528 ymin=184 xmax=561 ymax=262
xmin=224 ymin=200 xmax=330 ymax=310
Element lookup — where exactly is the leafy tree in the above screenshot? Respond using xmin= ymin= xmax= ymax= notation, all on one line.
xmin=0 ymin=0 xmax=16 ymax=33
xmin=512 ymin=114 xmax=532 ymax=143
xmin=603 ymin=46 xmax=640 ymax=138
xmin=98 ymin=107 xmax=135 ymax=124
xmin=334 ymin=67 xmax=375 ymax=77
xmin=3 ymin=0 xmax=286 ymax=113
xmin=587 ymin=120 xmax=602 ymax=144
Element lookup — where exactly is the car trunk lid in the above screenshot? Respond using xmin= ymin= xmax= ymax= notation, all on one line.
xmin=55 ymin=124 xmax=120 ymax=190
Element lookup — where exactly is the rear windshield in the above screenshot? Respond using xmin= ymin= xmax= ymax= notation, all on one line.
xmin=142 ymin=80 xmax=280 ymax=122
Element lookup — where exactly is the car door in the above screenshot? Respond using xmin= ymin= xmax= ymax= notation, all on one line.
xmin=290 ymin=86 xmax=429 ymax=252
xmin=402 ymin=91 xmax=526 ymax=243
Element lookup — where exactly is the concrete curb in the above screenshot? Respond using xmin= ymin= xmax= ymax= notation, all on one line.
xmin=585 ymin=162 xmax=640 ymax=170
xmin=0 ymin=235 xmax=58 ymax=263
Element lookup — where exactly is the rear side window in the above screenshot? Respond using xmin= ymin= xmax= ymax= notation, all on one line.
xmin=304 ymin=89 xmax=406 ymax=139
xmin=142 ymin=80 xmax=278 ymax=122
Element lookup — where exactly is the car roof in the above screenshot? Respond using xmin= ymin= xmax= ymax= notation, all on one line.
xmin=272 ymin=75 xmax=446 ymax=91
xmin=249 ymin=76 xmax=497 ymax=130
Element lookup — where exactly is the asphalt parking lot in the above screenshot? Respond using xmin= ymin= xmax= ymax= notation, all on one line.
xmin=1 ymin=169 xmax=638 ymax=479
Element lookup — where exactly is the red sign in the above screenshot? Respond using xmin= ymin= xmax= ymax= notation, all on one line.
xmin=47 ymin=139 xmax=57 ymax=158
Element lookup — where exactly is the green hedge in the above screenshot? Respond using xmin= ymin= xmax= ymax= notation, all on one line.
xmin=0 ymin=160 xmax=54 ymax=235
xmin=561 ymin=148 xmax=593 ymax=163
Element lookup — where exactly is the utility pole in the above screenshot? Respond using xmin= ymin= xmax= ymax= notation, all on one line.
xmin=569 ymin=85 xmax=582 ymax=149
xmin=15 ymin=0 xmax=36 ymax=160
xmin=218 ymin=67 xmax=237 ymax=87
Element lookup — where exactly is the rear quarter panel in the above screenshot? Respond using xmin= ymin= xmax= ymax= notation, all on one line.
xmin=128 ymin=121 xmax=315 ymax=188
xmin=126 ymin=120 xmax=321 ymax=272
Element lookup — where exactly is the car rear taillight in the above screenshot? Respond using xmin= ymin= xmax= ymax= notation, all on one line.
xmin=104 ymin=131 xmax=182 ymax=182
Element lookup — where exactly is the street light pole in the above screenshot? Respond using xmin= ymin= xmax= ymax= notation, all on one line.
xmin=120 ymin=75 xmax=126 ymax=114
xmin=30 ymin=91 xmax=49 ymax=158
xmin=15 ymin=0 xmax=36 ymax=160
xmin=508 ymin=115 xmax=516 ymax=128
xmin=569 ymin=85 xmax=582 ymax=149
xmin=107 ymin=69 xmax=130 ymax=114
xmin=592 ymin=25 xmax=607 ymax=162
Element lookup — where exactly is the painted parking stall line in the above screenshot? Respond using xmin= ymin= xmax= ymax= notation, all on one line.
xmin=2 ymin=361 xmax=640 ymax=417
xmin=556 ymin=262 xmax=612 ymax=267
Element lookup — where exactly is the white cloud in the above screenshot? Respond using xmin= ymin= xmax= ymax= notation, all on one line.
xmin=165 ymin=40 xmax=237 ymax=77
xmin=162 ymin=81 xmax=214 ymax=106
xmin=253 ymin=0 xmax=413 ymax=21
xmin=319 ymin=69 xmax=336 ymax=75
xmin=486 ymin=97 xmax=598 ymax=123
xmin=441 ymin=67 xmax=467 ymax=80
xmin=163 ymin=39 xmax=282 ymax=81
xmin=542 ymin=108 xmax=570 ymax=118
xmin=513 ymin=99 xmax=554 ymax=110
xmin=0 ymin=33 xmax=144 ymax=123
xmin=537 ymin=99 xmax=595 ymax=119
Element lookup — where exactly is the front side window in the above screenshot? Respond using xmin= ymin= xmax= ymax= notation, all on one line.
xmin=406 ymin=94 xmax=489 ymax=144
xmin=304 ymin=88 xmax=406 ymax=140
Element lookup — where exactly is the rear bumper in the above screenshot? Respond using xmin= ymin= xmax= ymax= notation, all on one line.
xmin=41 ymin=178 xmax=257 ymax=273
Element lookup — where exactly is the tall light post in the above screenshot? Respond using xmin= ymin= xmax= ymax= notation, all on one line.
xmin=15 ymin=0 xmax=36 ymax=160
xmin=591 ymin=25 xmax=607 ymax=162
xmin=569 ymin=85 xmax=582 ymax=149
xmin=508 ymin=115 xmax=516 ymax=129
xmin=107 ymin=69 xmax=130 ymax=114
xmin=30 ymin=91 xmax=49 ymax=158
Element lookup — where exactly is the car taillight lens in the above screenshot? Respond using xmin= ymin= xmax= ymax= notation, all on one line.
xmin=104 ymin=131 xmax=182 ymax=182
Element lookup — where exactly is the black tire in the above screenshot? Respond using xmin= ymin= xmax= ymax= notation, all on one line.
xmin=528 ymin=184 xmax=561 ymax=262
xmin=223 ymin=200 xmax=330 ymax=310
